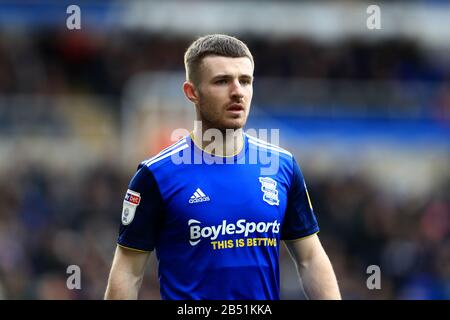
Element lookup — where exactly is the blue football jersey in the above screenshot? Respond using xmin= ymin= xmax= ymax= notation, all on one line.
xmin=117 ymin=133 xmax=319 ymax=300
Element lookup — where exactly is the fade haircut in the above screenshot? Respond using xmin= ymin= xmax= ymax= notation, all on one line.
xmin=184 ymin=34 xmax=254 ymax=85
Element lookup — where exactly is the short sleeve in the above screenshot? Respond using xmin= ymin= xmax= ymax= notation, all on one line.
xmin=117 ymin=164 xmax=165 ymax=251
xmin=281 ymin=157 xmax=320 ymax=240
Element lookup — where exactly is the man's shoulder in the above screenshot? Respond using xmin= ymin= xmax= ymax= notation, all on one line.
xmin=245 ymin=133 xmax=294 ymax=162
xmin=139 ymin=136 xmax=190 ymax=172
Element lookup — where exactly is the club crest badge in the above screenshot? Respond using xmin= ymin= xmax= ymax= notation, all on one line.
xmin=259 ymin=177 xmax=279 ymax=206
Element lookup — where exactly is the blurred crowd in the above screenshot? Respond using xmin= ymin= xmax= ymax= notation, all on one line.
xmin=0 ymin=30 xmax=449 ymax=94
xmin=0 ymin=161 xmax=448 ymax=299
xmin=1 ymin=30 xmax=449 ymax=121
xmin=309 ymin=173 xmax=450 ymax=299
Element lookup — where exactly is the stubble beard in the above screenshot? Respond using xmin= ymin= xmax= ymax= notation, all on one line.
xmin=197 ymin=102 xmax=247 ymax=134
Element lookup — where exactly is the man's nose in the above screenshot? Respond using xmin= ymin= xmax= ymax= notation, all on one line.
xmin=230 ymin=79 xmax=244 ymax=100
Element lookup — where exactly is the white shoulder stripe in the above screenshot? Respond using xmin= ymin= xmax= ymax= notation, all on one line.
xmin=248 ymin=139 xmax=292 ymax=157
xmin=246 ymin=135 xmax=284 ymax=150
xmin=246 ymin=135 xmax=292 ymax=156
xmin=145 ymin=144 xmax=189 ymax=167
xmin=143 ymin=138 xmax=187 ymax=165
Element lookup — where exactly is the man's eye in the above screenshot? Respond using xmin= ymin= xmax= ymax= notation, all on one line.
xmin=215 ymin=79 xmax=227 ymax=85
xmin=240 ymin=79 xmax=252 ymax=85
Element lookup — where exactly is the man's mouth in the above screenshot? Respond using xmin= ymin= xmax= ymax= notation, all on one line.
xmin=226 ymin=103 xmax=245 ymax=112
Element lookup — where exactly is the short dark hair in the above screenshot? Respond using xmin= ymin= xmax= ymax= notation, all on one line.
xmin=184 ymin=34 xmax=254 ymax=85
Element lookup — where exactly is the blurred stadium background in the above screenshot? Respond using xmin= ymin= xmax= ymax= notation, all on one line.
xmin=0 ymin=0 xmax=449 ymax=299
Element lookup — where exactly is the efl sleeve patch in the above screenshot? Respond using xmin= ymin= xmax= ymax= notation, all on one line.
xmin=122 ymin=189 xmax=141 ymax=225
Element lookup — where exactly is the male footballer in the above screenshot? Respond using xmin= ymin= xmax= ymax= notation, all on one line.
xmin=105 ymin=34 xmax=341 ymax=300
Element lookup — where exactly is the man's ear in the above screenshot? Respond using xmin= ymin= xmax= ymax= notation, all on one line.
xmin=183 ymin=81 xmax=199 ymax=104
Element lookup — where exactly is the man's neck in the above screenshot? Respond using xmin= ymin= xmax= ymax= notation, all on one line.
xmin=192 ymin=125 xmax=244 ymax=157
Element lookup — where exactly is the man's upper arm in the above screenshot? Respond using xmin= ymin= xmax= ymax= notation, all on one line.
xmin=281 ymin=157 xmax=319 ymax=240
xmin=118 ymin=164 xmax=165 ymax=252
xmin=112 ymin=245 xmax=151 ymax=277
xmin=284 ymin=233 xmax=323 ymax=267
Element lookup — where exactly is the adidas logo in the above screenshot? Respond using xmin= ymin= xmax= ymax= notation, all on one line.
xmin=189 ymin=188 xmax=210 ymax=204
